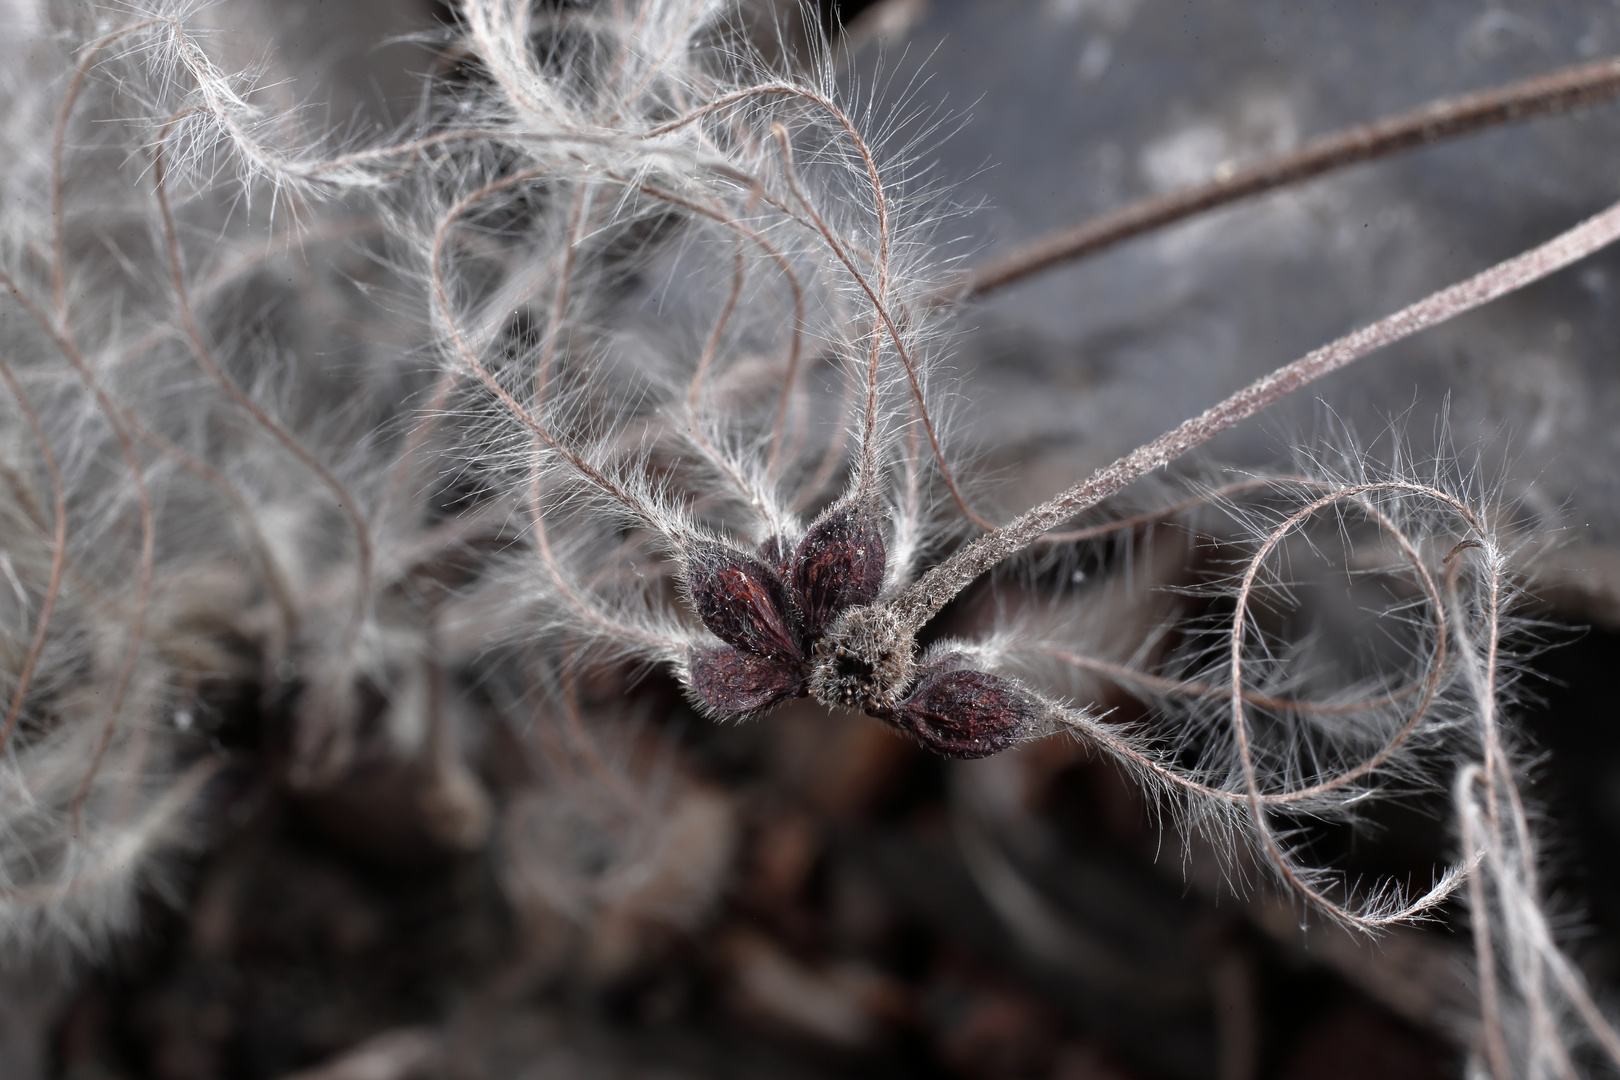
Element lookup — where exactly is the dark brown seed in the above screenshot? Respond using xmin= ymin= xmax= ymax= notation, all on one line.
xmin=791 ymin=503 xmax=886 ymax=637
xmin=687 ymin=546 xmax=803 ymax=661
xmin=887 ymin=668 xmax=1034 ymax=759
xmin=688 ymin=647 xmax=803 ymax=715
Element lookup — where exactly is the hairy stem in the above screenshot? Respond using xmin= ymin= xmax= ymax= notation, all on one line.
xmin=890 ymin=195 xmax=1620 ymax=633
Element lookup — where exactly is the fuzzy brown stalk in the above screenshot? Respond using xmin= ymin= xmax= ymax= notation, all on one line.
xmin=887 ymin=195 xmax=1620 ymax=636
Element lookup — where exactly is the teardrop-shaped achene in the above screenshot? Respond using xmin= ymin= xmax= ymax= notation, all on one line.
xmin=686 ymin=546 xmax=803 ymax=661
xmin=688 ymin=647 xmax=804 ymax=715
xmin=792 ymin=504 xmax=885 ymax=638
xmin=889 ymin=668 xmax=1034 ymax=759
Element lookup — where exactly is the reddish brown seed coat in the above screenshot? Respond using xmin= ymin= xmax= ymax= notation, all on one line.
xmin=792 ymin=504 xmax=886 ymax=638
xmin=687 ymin=546 xmax=803 ymax=661
xmin=889 ymin=668 xmax=1032 ymax=759
xmin=689 ymin=647 xmax=804 ymax=714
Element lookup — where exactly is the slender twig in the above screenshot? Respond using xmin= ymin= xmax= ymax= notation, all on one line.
xmin=889 ymin=195 xmax=1620 ymax=634
xmin=943 ymin=55 xmax=1620 ymax=302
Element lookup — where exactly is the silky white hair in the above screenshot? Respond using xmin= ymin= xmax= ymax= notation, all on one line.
xmin=0 ymin=3 xmax=1616 ymax=1075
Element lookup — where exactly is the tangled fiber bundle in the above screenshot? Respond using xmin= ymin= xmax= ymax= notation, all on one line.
xmin=4 ymin=1 xmax=1620 ymax=1075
